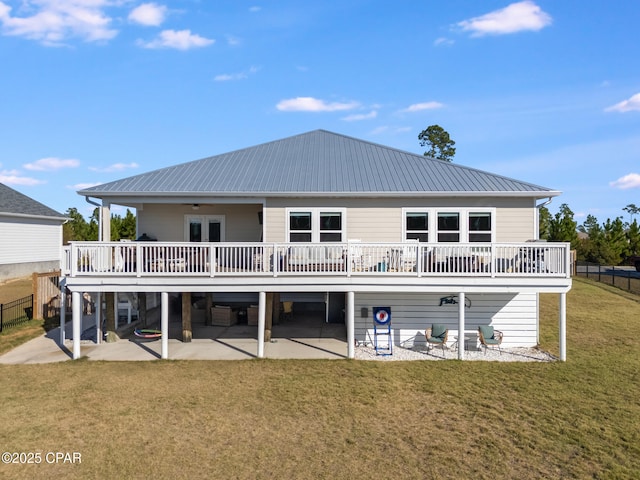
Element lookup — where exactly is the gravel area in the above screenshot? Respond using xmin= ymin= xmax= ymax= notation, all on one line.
xmin=354 ymin=343 xmax=556 ymax=362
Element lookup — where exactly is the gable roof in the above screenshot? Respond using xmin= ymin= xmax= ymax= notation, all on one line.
xmin=78 ymin=130 xmax=559 ymax=199
xmin=0 ymin=183 xmax=66 ymax=221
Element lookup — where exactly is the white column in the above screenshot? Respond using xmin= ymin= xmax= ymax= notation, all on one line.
xmin=100 ymin=202 xmax=111 ymax=242
xmin=346 ymin=291 xmax=355 ymax=359
xmin=95 ymin=292 xmax=102 ymax=345
xmin=59 ymin=282 xmax=66 ymax=345
xmin=257 ymin=291 xmax=266 ymax=358
xmin=72 ymin=291 xmax=81 ymax=360
xmin=458 ymin=292 xmax=465 ymax=360
xmin=559 ymin=292 xmax=567 ymax=362
xmin=161 ymin=292 xmax=169 ymax=360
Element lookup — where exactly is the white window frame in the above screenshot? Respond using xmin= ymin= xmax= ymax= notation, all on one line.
xmin=402 ymin=208 xmax=496 ymax=243
xmin=286 ymin=208 xmax=347 ymax=243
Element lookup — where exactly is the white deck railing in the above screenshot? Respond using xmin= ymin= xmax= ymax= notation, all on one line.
xmin=61 ymin=241 xmax=572 ymax=279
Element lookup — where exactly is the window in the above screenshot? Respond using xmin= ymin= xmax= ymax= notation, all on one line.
xmin=469 ymin=212 xmax=491 ymax=242
xmin=320 ymin=212 xmax=342 ymax=242
xmin=288 ymin=209 xmax=345 ymax=242
xmin=406 ymin=212 xmax=429 ymax=241
xmin=437 ymin=212 xmax=460 ymax=242
xmin=289 ymin=212 xmax=312 ymax=242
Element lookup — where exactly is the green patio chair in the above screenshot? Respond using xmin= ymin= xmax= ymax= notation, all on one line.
xmin=425 ymin=324 xmax=448 ymax=356
xmin=478 ymin=325 xmax=503 ymax=355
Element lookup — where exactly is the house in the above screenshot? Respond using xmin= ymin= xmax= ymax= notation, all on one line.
xmin=64 ymin=130 xmax=572 ymax=360
xmin=0 ymin=182 xmax=67 ymax=282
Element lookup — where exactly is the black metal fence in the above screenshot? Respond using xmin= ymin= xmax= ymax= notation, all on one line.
xmin=575 ymin=261 xmax=640 ymax=295
xmin=0 ymin=294 xmax=34 ymax=333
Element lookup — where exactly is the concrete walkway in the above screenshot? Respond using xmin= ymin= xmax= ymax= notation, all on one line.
xmin=0 ymin=313 xmax=349 ymax=364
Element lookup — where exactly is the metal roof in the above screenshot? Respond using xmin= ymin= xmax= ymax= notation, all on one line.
xmin=0 ymin=182 xmax=66 ymax=220
xmin=78 ymin=130 xmax=559 ymax=198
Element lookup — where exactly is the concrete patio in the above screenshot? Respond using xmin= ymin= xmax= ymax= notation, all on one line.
xmin=0 ymin=312 xmax=349 ymax=364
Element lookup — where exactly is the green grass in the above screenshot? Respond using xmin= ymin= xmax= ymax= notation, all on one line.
xmin=1 ymin=278 xmax=639 ymax=479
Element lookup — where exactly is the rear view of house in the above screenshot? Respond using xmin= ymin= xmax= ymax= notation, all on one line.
xmin=65 ymin=130 xmax=572 ymax=360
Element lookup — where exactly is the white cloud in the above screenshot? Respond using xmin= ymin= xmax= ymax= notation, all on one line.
xmin=214 ymin=66 xmax=259 ymax=82
xmin=89 ymin=162 xmax=139 ymax=173
xmin=137 ymin=29 xmax=214 ymax=50
xmin=24 ymin=157 xmax=80 ymax=171
xmin=610 ymin=173 xmax=640 ymax=189
xmin=128 ymin=3 xmax=167 ymax=27
xmin=434 ymin=37 xmax=454 ymax=46
xmin=276 ymin=97 xmax=359 ymax=112
xmin=605 ymin=93 xmax=640 ymax=113
xmin=342 ymin=111 xmax=377 ymax=121
xmin=0 ymin=0 xmax=118 ymax=46
xmin=249 ymin=6 xmax=261 ymax=13
xmin=69 ymin=182 xmax=100 ymax=190
xmin=400 ymin=101 xmax=444 ymax=113
xmin=457 ymin=1 xmax=552 ymax=37
xmin=0 ymin=169 xmax=45 ymax=185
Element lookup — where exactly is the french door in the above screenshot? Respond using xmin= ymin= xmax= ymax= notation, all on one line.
xmin=185 ymin=215 xmax=225 ymax=242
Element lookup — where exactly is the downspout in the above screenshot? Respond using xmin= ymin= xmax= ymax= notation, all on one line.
xmin=534 ymin=197 xmax=553 ymax=346
xmin=85 ymin=196 xmax=102 ymax=242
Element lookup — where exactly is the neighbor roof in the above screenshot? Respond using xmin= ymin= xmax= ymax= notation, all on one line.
xmin=0 ymin=183 xmax=66 ymax=220
xmin=78 ymin=130 xmax=559 ymax=198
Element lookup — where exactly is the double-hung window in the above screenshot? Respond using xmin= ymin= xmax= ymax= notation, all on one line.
xmin=437 ymin=212 xmax=460 ymax=242
xmin=468 ymin=212 xmax=491 ymax=242
xmin=288 ymin=209 xmax=345 ymax=242
xmin=405 ymin=212 xmax=429 ymax=241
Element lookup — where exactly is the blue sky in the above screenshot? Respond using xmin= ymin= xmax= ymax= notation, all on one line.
xmin=1 ymin=1 xmax=639 ymax=224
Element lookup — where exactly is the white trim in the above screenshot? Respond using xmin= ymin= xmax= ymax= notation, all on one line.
xmin=286 ymin=207 xmax=347 ymax=242
xmin=402 ymin=207 xmax=496 ymax=243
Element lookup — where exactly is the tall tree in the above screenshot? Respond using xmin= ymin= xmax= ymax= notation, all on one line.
xmin=626 ymin=219 xmax=640 ymax=258
xmin=418 ymin=125 xmax=456 ymax=162
xmin=548 ymin=203 xmax=578 ymax=248
xmin=623 ymin=203 xmax=639 ymax=224
xmin=538 ymin=206 xmax=552 ymax=240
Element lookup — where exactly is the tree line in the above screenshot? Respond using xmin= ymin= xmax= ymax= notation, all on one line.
xmin=539 ymin=203 xmax=640 ymax=265
xmin=63 ymin=207 xmax=136 ymax=244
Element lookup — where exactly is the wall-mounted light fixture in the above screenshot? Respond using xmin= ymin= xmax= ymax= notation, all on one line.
xmin=192 ymin=204 xmax=199 ymax=211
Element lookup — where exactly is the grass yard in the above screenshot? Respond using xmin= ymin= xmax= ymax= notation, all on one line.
xmin=1 ymin=278 xmax=639 ymax=479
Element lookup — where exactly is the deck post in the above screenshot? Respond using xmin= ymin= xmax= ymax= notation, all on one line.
xmin=72 ymin=291 xmax=81 ymax=359
xmin=95 ymin=292 xmax=101 ymax=345
xmin=105 ymin=292 xmax=116 ymax=342
xmin=458 ymin=292 xmax=465 ymax=360
xmin=257 ymin=292 xmax=266 ymax=358
xmin=346 ymin=291 xmax=355 ymax=359
xmin=59 ymin=279 xmax=66 ymax=345
xmin=559 ymin=292 xmax=567 ymax=362
xmin=161 ymin=292 xmax=169 ymax=359
xmin=182 ymin=292 xmax=192 ymax=342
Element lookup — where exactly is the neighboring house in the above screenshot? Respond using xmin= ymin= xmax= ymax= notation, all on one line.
xmin=65 ymin=130 xmax=572 ymax=360
xmin=0 ymin=182 xmax=67 ymax=282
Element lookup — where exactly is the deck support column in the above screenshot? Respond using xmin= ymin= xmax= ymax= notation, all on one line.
xmin=458 ymin=292 xmax=465 ymax=360
xmin=104 ymin=292 xmax=116 ymax=343
xmin=72 ymin=291 xmax=81 ymax=359
xmin=257 ymin=291 xmax=266 ymax=358
xmin=95 ymin=292 xmax=101 ymax=345
xmin=59 ymin=280 xmax=66 ymax=345
xmin=182 ymin=292 xmax=192 ymax=342
xmin=346 ymin=291 xmax=355 ymax=359
xmin=161 ymin=292 xmax=169 ymax=359
xmin=559 ymin=292 xmax=567 ymax=362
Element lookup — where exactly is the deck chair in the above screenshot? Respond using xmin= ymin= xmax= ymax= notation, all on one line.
xmin=478 ymin=325 xmax=503 ymax=355
xmin=425 ymin=324 xmax=448 ymax=356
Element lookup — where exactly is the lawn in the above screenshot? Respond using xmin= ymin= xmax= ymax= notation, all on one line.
xmin=1 ymin=278 xmax=639 ymax=479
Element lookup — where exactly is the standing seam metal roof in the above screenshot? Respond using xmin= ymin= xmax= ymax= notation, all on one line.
xmin=78 ymin=130 xmax=558 ymax=197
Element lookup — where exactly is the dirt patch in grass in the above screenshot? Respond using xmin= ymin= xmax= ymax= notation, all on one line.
xmin=0 ymin=278 xmax=639 ymax=479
